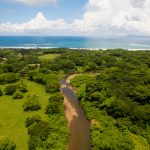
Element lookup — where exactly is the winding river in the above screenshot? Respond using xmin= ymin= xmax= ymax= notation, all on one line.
xmin=61 ymin=76 xmax=91 ymax=150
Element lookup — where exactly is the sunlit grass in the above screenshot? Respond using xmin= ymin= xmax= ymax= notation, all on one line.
xmin=38 ymin=54 xmax=60 ymax=62
xmin=130 ymin=133 xmax=150 ymax=150
xmin=0 ymin=80 xmax=51 ymax=150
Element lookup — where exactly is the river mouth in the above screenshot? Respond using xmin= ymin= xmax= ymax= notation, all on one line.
xmin=61 ymin=77 xmax=91 ymax=150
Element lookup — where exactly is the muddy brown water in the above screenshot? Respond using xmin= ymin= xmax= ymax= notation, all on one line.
xmin=61 ymin=78 xmax=91 ymax=150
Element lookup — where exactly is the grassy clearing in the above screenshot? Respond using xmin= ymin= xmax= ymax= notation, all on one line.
xmin=38 ymin=54 xmax=60 ymax=62
xmin=0 ymin=80 xmax=51 ymax=150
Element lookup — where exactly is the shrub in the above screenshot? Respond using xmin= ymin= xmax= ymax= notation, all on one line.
xmin=23 ymin=95 xmax=41 ymax=112
xmin=45 ymin=101 xmax=60 ymax=114
xmin=28 ymin=136 xmax=39 ymax=150
xmin=25 ymin=115 xmax=41 ymax=127
xmin=4 ymin=83 xmax=28 ymax=95
xmin=45 ymin=82 xmax=59 ymax=93
xmin=33 ymin=73 xmax=45 ymax=84
xmin=0 ymin=138 xmax=16 ymax=150
xmin=27 ymin=121 xmax=50 ymax=140
xmin=0 ymin=88 xmax=3 ymax=96
xmin=45 ymin=93 xmax=63 ymax=115
xmin=26 ymin=119 xmax=50 ymax=150
xmin=4 ymin=85 xmax=17 ymax=95
xmin=13 ymin=91 xmax=23 ymax=99
xmin=0 ymin=73 xmax=19 ymax=84
xmin=16 ymin=83 xmax=28 ymax=93
xmin=48 ymin=93 xmax=63 ymax=102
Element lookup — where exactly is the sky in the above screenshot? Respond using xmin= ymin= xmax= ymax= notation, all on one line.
xmin=0 ymin=0 xmax=150 ymax=36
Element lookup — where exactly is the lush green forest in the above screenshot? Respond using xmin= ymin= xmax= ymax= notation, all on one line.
xmin=0 ymin=48 xmax=150 ymax=150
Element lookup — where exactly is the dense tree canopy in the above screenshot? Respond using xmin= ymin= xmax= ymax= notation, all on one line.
xmin=0 ymin=48 xmax=150 ymax=149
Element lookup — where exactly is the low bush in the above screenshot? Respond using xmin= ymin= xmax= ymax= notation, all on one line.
xmin=45 ymin=101 xmax=60 ymax=114
xmin=0 ymin=88 xmax=3 ymax=96
xmin=25 ymin=115 xmax=41 ymax=127
xmin=0 ymin=138 xmax=16 ymax=150
xmin=13 ymin=91 xmax=23 ymax=99
xmin=4 ymin=85 xmax=17 ymax=95
xmin=45 ymin=93 xmax=63 ymax=115
xmin=4 ymin=83 xmax=28 ymax=95
xmin=23 ymin=95 xmax=41 ymax=111
xmin=0 ymin=73 xmax=19 ymax=84
xmin=48 ymin=93 xmax=63 ymax=102
xmin=45 ymin=82 xmax=59 ymax=93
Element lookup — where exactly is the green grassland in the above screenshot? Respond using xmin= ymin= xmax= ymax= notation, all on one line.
xmin=0 ymin=80 xmax=50 ymax=150
xmin=38 ymin=54 xmax=61 ymax=62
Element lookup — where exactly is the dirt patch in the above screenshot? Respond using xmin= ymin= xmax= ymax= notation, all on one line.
xmin=64 ymin=96 xmax=78 ymax=127
xmin=66 ymin=74 xmax=80 ymax=84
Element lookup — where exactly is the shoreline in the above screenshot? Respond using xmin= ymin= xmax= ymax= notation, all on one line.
xmin=0 ymin=46 xmax=150 ymax=51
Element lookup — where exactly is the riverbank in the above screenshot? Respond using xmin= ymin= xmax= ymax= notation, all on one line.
xmin=61 ymin=76 xmax=91 ymax=150
xmin=64 ymin=95 xmax=78 ymax=127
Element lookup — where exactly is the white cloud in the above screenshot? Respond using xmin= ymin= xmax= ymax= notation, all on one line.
xmin=0 ymin=0 xmax=150 ymax=36
xmin=0 ymin=12 xmax=69 ymax=35
xmin=72 ymin=0 xmax=150 ymax=36
xmin=5 ymin=0 xmax=58 ymax=6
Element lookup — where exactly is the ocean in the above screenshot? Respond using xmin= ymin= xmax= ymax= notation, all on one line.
xmin=0 ymin=36 xmax=150 ymax=50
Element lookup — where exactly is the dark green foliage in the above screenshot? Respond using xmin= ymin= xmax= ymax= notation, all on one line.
xmin=25 ymin=115 xmax=41 ymax=127
xmin=23 ymin=95 xmax=41 ymax=111
xmin=115 ymin=118 xmax=133 ymax=129
xmin=4 ymin=83 xmax=28 ymax=95
xmin=1 ymin=48 xmax=150 ymax=149
xmin=133 ymin=105 xmax=150 ymax=125
xmin=16 ymin=82 xmax=28 ymax=93
xmin=48 ymin=93 xmax=64 ymax=102
xmin=84 ymin=62 xmax=98 ymax=72
xmin=71 ymin=49 xmax=150 ymax=148
xmin=46 ymin=94 xmax=63 ymax=115
xmin=28 ymin=136 xmax=38 ymax=150
xmin=28 ymin=72 xmax=61 ymax=93
xmin=49 ymin=59 xmax=76 ymax=73
xmin=0 ymin=88 xmax=3 ymax=96
xmin=33 ymin=73 xmax=45 ymax=84
xmin=13 ymin=91 xmax=23 ymax=99
xmin=25 ymin=116 xmax=50 ymax=150
xmin=28 ymin=71 xmax=38 ymax=81
xmin=92 ymin=129 xmax=135 ymax=150
xmin=27 ymin=121 xmax=50 ymax=140
xmin=45 ymin=101 xmax=60 ymax=114
xmin=0 ymin=73 xmax=19 ymax=84
xmin=130 ymin=85 xmax=150 ymax=104
xmin=107 ymin=100 xmax=133 ymax=118
xmin=45 ymin=82 xmax=59 ymax=93
xmin=0 ymin=138 xmax=16 ymax=150
xmin=4 ymin=85 xmax=17 ymax=95
xmin=81 ymin=101 xmax=135 ymax=150
xmin=25 ymin=55 xmax=40 ymax=65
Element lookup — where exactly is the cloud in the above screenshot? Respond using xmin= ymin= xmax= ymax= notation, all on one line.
xmin=0 ymin=12 xmax=68 ymax=35
xmin=5 ymin=0 xmax=58 ymax=6
xmin=72 ymin=0 xmax=150 ymax=36
xmin=130 ymin=0 xmax=146 ymax=8
xmin=0 ymin=0 xmax=150 ymax=36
